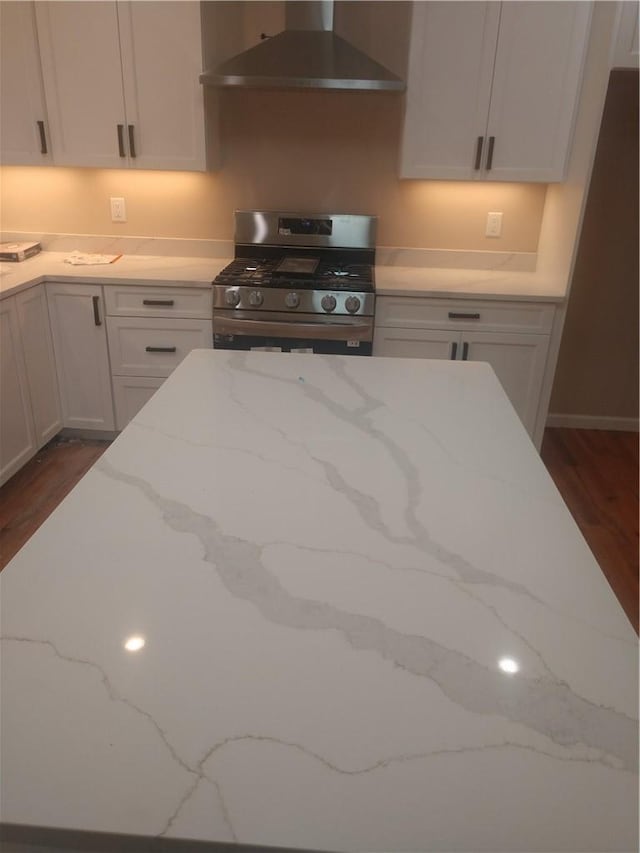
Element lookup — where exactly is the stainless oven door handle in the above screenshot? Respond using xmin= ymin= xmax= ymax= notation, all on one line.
xmin=214 ymin=316 xmax=372 ymax=341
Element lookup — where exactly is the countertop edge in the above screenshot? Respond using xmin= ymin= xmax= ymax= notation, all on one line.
xmin=1 ymin=258 xmax=566 ymax=305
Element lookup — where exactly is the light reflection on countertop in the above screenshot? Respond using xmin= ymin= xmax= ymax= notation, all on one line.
xmin=1 ymin=349 xmax=636 ymax=852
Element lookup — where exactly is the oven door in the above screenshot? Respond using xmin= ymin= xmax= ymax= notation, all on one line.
xmin=213 ymin=311 xmax=373 ymax=356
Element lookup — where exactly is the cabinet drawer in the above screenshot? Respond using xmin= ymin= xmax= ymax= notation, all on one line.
xmin=104 ymin=285 xmax=212 ymax=318
xmin=107 ymin=317 xmax=212 ymax=377
xmin=375 ymin=297 xmax=555 ymax=333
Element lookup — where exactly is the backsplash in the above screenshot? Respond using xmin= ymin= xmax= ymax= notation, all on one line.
xmin=0 ymin=90 xmax=546 ymax=253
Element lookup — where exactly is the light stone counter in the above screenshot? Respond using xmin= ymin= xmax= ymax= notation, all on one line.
xmin=1 ymin=350 xmax=637 ymax=852
xmin=375 ymin=265 xmax=564 ymax=302
xmin=0 ymin=251 xmax=231 ymax=300
xmin=0 ymin=249 xmax=564 ymax=305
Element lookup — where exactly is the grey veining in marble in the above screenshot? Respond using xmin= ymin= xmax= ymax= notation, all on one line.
xmin=1 ymin=350 xmax=637 ymax=852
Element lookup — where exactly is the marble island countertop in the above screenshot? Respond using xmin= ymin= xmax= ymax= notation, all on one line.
xmin=0 ymin=249 xmax=564 ymax=303
xmin=1 ymin=350 xmax=637 ymax=852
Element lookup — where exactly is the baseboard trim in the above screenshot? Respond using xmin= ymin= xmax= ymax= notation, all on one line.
xmin=546 ymin=413 xmax=639 ymax=431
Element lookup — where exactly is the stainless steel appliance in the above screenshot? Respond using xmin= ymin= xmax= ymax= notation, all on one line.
xmin=200 ymin=1 xmax=405 ymax=92
xmin=213 ymin=211 xmax=376 ymax=356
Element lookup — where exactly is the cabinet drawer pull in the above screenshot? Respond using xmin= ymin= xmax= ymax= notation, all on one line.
xmin=474 ymin=136 xmax=483 ymax=170
xmin=145 ymin=346 xmax=177 ymax=353
xmin=128 ymin=124 xmax=136 ymax=158
xmin=117 ymin=124 xmax=126 ymax=157
xmin=448 ymin=312 xmax=480 ymax=320
xmin=486 ymin=135 xmax=495 ymax=170
xmin=462 ymin=341 xmax=469 ymax=361
xmin=37 ymin=120 xmax=47 ymax=154
xmin=142 ymin=299 xmax=175 ymax=307
xmin=92 ymin=296 xmax=102 ymax=326
xmin=450 ymin=341 xmax=458 ymax=360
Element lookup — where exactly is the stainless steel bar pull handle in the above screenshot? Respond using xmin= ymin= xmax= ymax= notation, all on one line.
xmin=486 ymin=136 xmax=495 ymax=171
xmin=462 ymin=341 xmax=469 ymax=361
xmin=450 ymin=341 xmax=458 ymax=360
xmin=117 ymin=124 xmax=126 ymax=157
xmin=92 ymin=296 xmax=102 ymax=326
xmin=145 ymin=346 xmax=177 ymax=353
xmin=448 ymin=312 xmax=480 ymax=320
xmin=142 ymin=299 xmax=175 ymax=307
xmin=128 ymin=125 xmax=136 ymax=158
xmin=474 ymin=136 xmax=484 ymax=170
xmin=37 ymin=120 xmax=47 ymax=155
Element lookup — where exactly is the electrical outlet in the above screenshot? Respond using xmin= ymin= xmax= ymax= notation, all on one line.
xmin=110 ymin=197 xmax=126 ymax=223
xmin=485 ymin=211 xmax=503 ymax=238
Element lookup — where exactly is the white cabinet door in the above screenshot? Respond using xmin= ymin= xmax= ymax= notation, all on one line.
xmin=35 ymin=1 xmax=129 ymax=168
xmin=400 ymin=1 xmax=499 ymax=180
xmin=112 ymin=375 xmax=164 ymax=430
xmin=463 ymin=331 xmax=549 ymax=435
xmin=400 ymin=0 xmax=591 ymax=182
xmin=373 ymin=327 xmax=456 ymax=359
xmin=117 ymin=1 xmax=206 ymax=171
xmin=485 ymin=2 xmax=592 ymax=182
xmin=0 ymin=1 xmax=52 ymax=165
xmin=33 ymin=0 xmax=206 ymax=170
xmin=0 ymin=298 xmax=36 ymax=485
xmin=47 ymin=284 xmax=115 ymax=431
xmin=15 ymin=285 xmax=62 ymax=447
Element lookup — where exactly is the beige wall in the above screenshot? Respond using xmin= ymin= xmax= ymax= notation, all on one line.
xmin=0 ymin=88 xmax=546 ymax=251
xmin=550 ymin=69 xmax=639 ymax=420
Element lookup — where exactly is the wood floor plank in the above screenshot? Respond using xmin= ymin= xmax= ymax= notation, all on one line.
xmin=0 ymin=438 xmax=110 ymax=569
xmin=541 ymin=428 xmax=639 ymax=633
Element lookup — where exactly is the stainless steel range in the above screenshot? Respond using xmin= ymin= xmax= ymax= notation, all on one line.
xmin=213 ymin=211 xmax=376 ymax=355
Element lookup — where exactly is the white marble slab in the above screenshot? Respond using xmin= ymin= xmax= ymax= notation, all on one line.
xmin=0 ymin=232 xmax=562 ymax=304
xmin=375 ymin=265 xmax=565 ymax=302
xmin=376 ymin=246 xmax=537 ymax=273
xmin=1 ymin=350 xmax=637 ymax=852
xmin=0 ymin=251 xmax=231 ymax=300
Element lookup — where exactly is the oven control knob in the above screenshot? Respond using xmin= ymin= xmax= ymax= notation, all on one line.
xmin=225 ymin=288 xmax=240 ymax=307
xmin=285 ymin=292 xmax=300 ymax=309
xmin=248 ymin=290 xmax=263 ymax=307
xmin=345 ymin=296 xmax=361 ymax=314
xmin=321 ymin=295 xmax=337 ymax=313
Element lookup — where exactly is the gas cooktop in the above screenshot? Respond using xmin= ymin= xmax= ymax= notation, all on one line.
xmin=215 ymin=257 xmax=374 ymax=292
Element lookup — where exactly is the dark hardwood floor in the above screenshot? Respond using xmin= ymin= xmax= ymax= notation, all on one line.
xmin=0 ymin=437 xmax=109 ymax=569
xmin=1 ymin=429 xmax=638 ymax=632
xmin=540 ymin=428 xmax=639 ymax=633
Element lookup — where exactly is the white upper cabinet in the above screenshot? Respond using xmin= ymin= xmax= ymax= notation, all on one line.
xmin=35 ymin=1 xmax=126 ymax=168
xmin=0 ymin=1 xmax=51 ymax=165
xmin=117 ymin=1 xmax=206 ymax=171
xmin=400 ymin=1 xmax=592 ymax=182
xmin=34 ymin=0 xmax=206 ymax=170
xmin=484 ymin=2 xmax=592 ymax=182
xmin=401 ymin=2 xmax=500 ymax=181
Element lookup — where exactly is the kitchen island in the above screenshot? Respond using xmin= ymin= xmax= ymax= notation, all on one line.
xmin=1 ymin=350 xmax=637 ymax=852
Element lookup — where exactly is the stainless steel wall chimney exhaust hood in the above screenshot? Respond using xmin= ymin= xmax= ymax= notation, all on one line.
xmin=200 ymin=0 xmax=405 ymax=92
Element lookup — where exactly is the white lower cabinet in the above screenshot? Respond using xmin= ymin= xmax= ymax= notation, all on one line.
xmin=112 ymin=376 xmax=165 ymax=431
xmin=374 ymin=296 xmax=554 ymax=439
xmin=0 ymin=297 xmax=37 ymax=485
xmin=104 ymin=284 xmax=212 ymax=430
xmin=0 ymin=287 xmax=62 ymax=486
xmin=15 ymin=285 xmax=62 ymax=446
xmin=46 ymin=283 xmax=115 ymax=430
xmin=107 ymin=317 xmax=212 ymax=378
